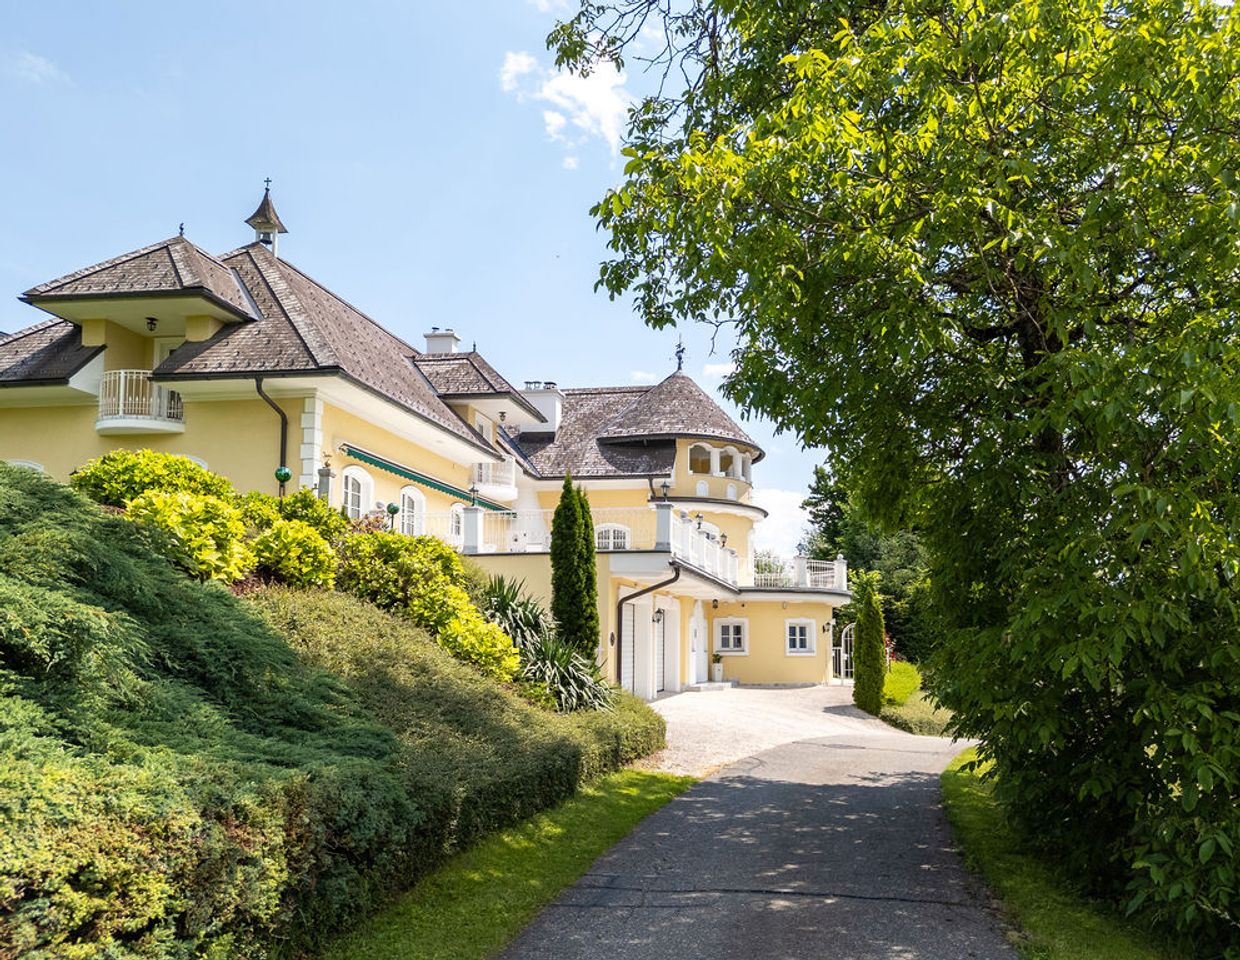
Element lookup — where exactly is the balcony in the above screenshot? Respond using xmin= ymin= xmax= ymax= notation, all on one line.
xmin=470 ymin=455 xmax=517 ymax=501
xmin=753 ymin=554 xmax=847 ymax=591
xmin=96 ymin=370 xmax=184 ymax=434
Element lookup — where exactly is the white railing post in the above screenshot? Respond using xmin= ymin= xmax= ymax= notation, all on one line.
xmin=462 ymin=505 xmax=483 ymax=555
xmin=795 ymin=555 xmax=808 ymax=588
xmin=654 ymin=501 xmax=673 ymax=551
xmin=835 ymin=553 xmax=848 ymax=590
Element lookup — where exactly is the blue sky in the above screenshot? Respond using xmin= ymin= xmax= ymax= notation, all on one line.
xmin=0 ymin=1 xmax=824 ymax=552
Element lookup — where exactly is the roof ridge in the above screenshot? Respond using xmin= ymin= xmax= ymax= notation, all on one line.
xmin=0 ymin=317 xmax=64 ymax=347
xmin=231 ymin=246 xmax=338 ymax=368
xmin=24 ymin=235 xmax=187 ymax=296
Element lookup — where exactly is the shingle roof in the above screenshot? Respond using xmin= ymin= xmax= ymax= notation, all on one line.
xmin=154 ymin=243 xmax=490 ymax=453
xmin=414 ymin=352 xmax=545 ymax=422
xmin=245 ymin=188 xmax=288 ymax=235
xmin=22 ymin=236 xmax=256 ymax=320
xmin=0 ymin=319 xmax=102 ymax=386
xmin=510 ymin=372 xmax=761 ymax=478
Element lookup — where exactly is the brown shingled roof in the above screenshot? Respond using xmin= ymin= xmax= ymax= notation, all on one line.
xmin=414 ymin=352 xmax=545 ymax=422
xmin=154 ymin=243 xmax=491 ymax=454
xmin=596 ymin=370 xmax=759 ymax=452
xmin=22 ymin=236 xmax=256 ymax=320
xmin=0 ymin=319 xmax=102 ymax=386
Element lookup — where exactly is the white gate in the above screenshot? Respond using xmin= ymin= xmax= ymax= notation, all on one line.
xmin=833 ymin=622 xmax=855 ymax=680
xmin=655 ymin=613 xmax=667 ymax=693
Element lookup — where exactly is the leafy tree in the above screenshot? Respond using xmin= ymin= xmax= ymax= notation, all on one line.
xmin=552 ymin=1 xmax=1240 ymax=948
xmin=551 ymin=473 xmax=591 ymax=653
xmin=850 ymin=571 xmax=885 ymax=715
xmin=801 ymin=466 xmax=847 ymax=550
xmin=575 ymin=485 xmax=601 ymax=656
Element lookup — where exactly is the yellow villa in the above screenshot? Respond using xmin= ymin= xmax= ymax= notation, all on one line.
xmin=0 ymin=190 xmax=852 ymax=699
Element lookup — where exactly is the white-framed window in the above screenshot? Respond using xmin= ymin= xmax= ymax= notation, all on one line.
xmin=5 ymin=459 xmax=45 ymax=472
xmin=786 ymin=618 xmax=816 ymax=656
xmin=695 ymin=479 xmax=709 ymax=496
xmin=341 ymin=465 xmax=373 ymax=520
xmin=595 ymin=523 xmax=630 ymax=551
xmin=688 ymin=443 xmax=712 ymax=475
xmin=399 ymin=485 xmax=426 ymax=536
xmin=726 ymin=483 xmax=737 ymax=500
xmin=715 ymin=617 xmax=748 ymax=654
xmin=448 ymin=502 xmax=465 ymax=547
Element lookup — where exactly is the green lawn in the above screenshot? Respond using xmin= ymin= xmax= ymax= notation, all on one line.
xmin=321 ymin=769 xmax=695 ymax=960
xmin=941 ymin=751 xmax=1188 ymax=960
xmin=881 ymin=689 xmax=954 ymax=736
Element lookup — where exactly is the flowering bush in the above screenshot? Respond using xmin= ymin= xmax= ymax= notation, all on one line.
xmin=126 ymin=490 xmax=253 ymax=582
xmin=251 ymin=519 xmax=336 ymax=589
xmin=72 ymin=449 xmax=235 ymax=507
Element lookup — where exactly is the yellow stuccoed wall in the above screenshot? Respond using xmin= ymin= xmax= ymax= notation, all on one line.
xmin=710 ymin=597 xmax=837 ymax=685
xmin=0 ymin=396 xmax=304 ymax=494
xmin=319 ymin=402 xmax=474 ymax=513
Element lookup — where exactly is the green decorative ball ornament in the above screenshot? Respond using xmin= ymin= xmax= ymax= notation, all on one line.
xmin=386 ymin=502 xmax=400 ymax=516
xmin=274 ymin=466 xmax=293 ymax=484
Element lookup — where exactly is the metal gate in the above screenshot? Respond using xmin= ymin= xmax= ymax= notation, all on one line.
xmin=832 ymin=622 xmax=855 ymax=680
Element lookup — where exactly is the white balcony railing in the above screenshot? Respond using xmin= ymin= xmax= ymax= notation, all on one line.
xmin=753 ymin=554 xmax=847 ymax=591
xmin=97 ymin=369 xmax=184 ymax=431
xmin=471 ymin=456 xmax=517 ymax=489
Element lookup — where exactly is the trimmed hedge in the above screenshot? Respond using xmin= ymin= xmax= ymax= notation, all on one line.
xmin=0 ymin=465 xmax=665 ymax=958
xmin=249 ymin=587 xmax=665 ymax=847
xmin=70 ymin=448 xmax=235 ymax=505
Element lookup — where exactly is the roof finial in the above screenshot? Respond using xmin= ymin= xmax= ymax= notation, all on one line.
xmin=178 ymin=222 xmax=184 ymax=237
xmin=674 ymin=337 xmax=686 ymax=372
xmin=264 ymin=177 xmax=272 ymax=191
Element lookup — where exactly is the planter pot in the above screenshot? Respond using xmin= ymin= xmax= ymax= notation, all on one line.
xmin=711 ymin=663 xmax=724 ymax=683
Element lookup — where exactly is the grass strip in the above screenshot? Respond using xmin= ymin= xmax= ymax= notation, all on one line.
xmin=942 ymin=750 xmax=1188 ymax=960
xmin=880 ymin=689 xmax=954 ymax=736
xmin=321 ymin=769 xmax=695 ymax=960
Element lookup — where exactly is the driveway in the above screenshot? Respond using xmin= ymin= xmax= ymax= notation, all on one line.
xmin=502 ymin=688 xmax=1016 ymax=960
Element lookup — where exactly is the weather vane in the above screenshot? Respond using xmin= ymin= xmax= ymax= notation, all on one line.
xmin=674 ymin=337 xmax=686 ymax=372
xmin=178 ymin=222 xmax=184 ymax=236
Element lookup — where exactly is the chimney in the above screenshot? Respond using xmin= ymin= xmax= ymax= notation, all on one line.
xmin=522 ymin=381 xmax=564 ymax=432
xmin=424 ymin=326 xmax=461 ymax=354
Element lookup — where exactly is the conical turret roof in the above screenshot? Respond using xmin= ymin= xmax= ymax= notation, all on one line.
xmin=245 ymin=187 xmax=288 ymax=234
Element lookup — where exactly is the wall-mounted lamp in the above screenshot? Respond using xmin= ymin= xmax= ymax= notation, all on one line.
xmin=468 ymin=484 xmax=479 ymax=506
xmin=720 ymin=533 xmax=728 ymax=548
xmin=145 ymin=317 xmax=158 ymax=332
xmin=711 ymin=599 xmax=718 ymax=610
xmin=660 ymin=479 xmax=671 ymax=500
xmin=695 ymin=513 xmax=704 ymax=530
xmin=652 ymin=608 xmax=665 ymax=624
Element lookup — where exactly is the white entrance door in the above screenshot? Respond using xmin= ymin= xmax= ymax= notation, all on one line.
xmin=691 ymin=601 xmax=709 ymax=684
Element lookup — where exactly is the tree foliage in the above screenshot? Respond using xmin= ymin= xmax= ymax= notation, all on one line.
xmin=553 ymin=1 xmax=1240 ymax=949
xmin=851 ymin=571 xmax=886 ymax=715
xmin=552 ymin=474 xmax=599 ymax=655
xmin=576 ymin=485 xmax=601 ymax=653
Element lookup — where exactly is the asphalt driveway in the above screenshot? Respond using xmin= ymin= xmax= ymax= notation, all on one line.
xmin=502 ymin=689 xmax=1016 ymax=960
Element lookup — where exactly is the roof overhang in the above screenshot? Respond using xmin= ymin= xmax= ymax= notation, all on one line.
xmin=662 ymin=495 xmax=768 ymax=520
xmin=600 ymin=431 xmax=766 ymax=462
xmin=22 ymin=290 xmax=254 ymax=329
xmin=608 ymin=554 xmax=741 ymax=598
xmin=441 ymin=391 xmax=545 ymax=425
xmin=0 ymin=351 xmax=104 ymax=403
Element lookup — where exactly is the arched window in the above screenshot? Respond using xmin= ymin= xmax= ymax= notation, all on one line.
xmin=719 ymin=447 xmax=736 ymax=477
xmin=596 ymin=524 xmax=630 ymax=551
xmin=5 ymin=459 xmax=44 ymax=472
xmin=726 ymin=483 xmax=737 ymax=501
xmin=341 ymin=465 xmax=373 ymax=519
xmin=695 ymin=479 xmax=709 ymax=496
xmin=688 ymin=443 xmax=712 ymax=474
xmin=448 ymin=503 xmax=465 ymax=547
xmin=741 ymin=454 xmax=752 ymax=482
xmin=399 ymin=485 xmax=426 ymax=536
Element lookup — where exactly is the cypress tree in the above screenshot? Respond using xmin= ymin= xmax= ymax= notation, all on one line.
xmin=575 ymin=485 xmax=600 ymax=657
xmin=551 ymin=473 xmax=585 ymax=646
xmin=851 ymin=571 xmax=886 ymax=715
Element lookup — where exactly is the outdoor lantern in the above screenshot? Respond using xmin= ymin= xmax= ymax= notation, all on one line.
xmin=721 ymin=533 xmax=728 ymax=548
xmin=469 ymin=484 xmax=479 ymax=506
xmin=696 ymin=513 xmax=704 ymax=530
xmin=660 ymin=479 xmax=670 ymax=500
xmin=145 ymin=316 xmax=158 ymax=331
xmin=652 ymin=608 xmax=664 ymax=624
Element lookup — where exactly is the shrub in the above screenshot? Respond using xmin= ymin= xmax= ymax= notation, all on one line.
xmin=883 ymin=660 xmax=921 ymax=707
xmin=852 ymin=570 xmax=886 ymax=715
xmin=237 ymin=488 xmax=282 ymax=530
xmin=438 ymin=613 xmax=520 ymax=681
xmin=521 ymin=631 xmax=614 ymax=713
xmin=71 ymin=448 xmax=235 ymax=506
xmin=277 ymin=487 xmax=350 ymax=543
xmin=126 ymin=489 xmax=254 ymax=582
xmin=481 ymin=575 xmax=555 ymax=652
xmin=251 ymin=518 xmax=337 ymax=588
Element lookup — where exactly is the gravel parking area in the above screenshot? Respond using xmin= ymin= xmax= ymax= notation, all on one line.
xmin=641 ymin=683 xmax=894 ymax=777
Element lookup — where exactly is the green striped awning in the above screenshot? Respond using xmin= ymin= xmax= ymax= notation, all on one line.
xmin=339 ymin=443 xmax=507 ymax=512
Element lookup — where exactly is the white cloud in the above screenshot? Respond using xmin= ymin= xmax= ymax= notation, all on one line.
xmin=499 ymin=51 xmax=537 ymax=93
xmin=499 ymin=50 xmax=632 ymax=160
xmin=750 ymin=488 xmax=811 ymax=557
xmin=702 ymin=361 xmax=736 ymax=379
xmin=630 ymin=370 xmax=657 ymax=384
xmin=526 ymin=0 xmax=571 ymax=11
xmin=7 ymin=51 xmax=69 ymax=85
xmin=562 ymin=155 xmax=579 ymax=170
